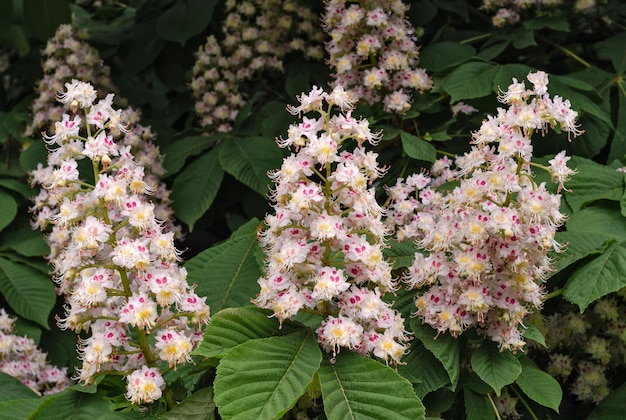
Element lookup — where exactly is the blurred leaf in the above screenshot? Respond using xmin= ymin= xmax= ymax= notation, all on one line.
xmin=23 ymin=0 xmax=71 ymax=41
xmin=420 ymin=42 xmax=476 ymax=73
xmin=193 ymin=307 xmax=301 ymax=359
xmin=0 ymin=372 xmax=38 ymax=402
xmin=0 ymin=257 xmax=55 ymax=329
xmin=171 ymin=148 xmax=223 ymax=231
xmin=442 ymin=61 xmax=498 ymax=102
xmin=471 ymin=342 xmax=521 ymax=396
xmin=186 ymin=218 xmax=261 ymax=312
xmin=319 ymin=351 xmax=425 ymax=420
xmin=515 ymin=356 xmax=562 ymax=412
xmin=523 ymin=17 xmax=570 ymax=31
xmin=164 ymin=387 xmax=216 ymax=420
xmin=0 ymin=179 xmax=33 ymax=198
xmin=124 ymin=18 xmax=164 ymax=75
xmin=285 ymin=61 xmax=311 ymax=100
xmin=214 ymin=331 xmax=322 ymax=420
xmin=400 ymin=131 xmax=436 ymax=162
xmin=19 ymin=140 xmax=47 ymax=173
xmin=588 ymin=380 xmax=626 ymax=419
xmin=411 ymin=320 xmax=460 ymax=388
xmin=463 ymin=388 xmax=496 ymax=420
xmin=608 ymin=83 xmax=626 ymax=163
xmin=563 ymin=239 xmax=626 ymax=312
xmin=163 ymin=135 xmax=219 ymax=175
xmin=218 ymin=136 xmax=282 ymax=197
xmin=156 ymin=0 xmax=216 ymax=45
xmin=0 ymin=190 xmax=18 ymax=233
xmin=594 ymin=33 xmax=626 ymax=75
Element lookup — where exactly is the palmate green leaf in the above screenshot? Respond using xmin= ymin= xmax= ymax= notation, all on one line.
xmin=411 ymin=319 xmax=460 ymax=388
xmin=171 ymin=148 xmax=223 ymax=232
xmin=319 ymin=351 xmax=425 ymax=420
xmin=0 ymin=372 xmax=38 ymax=402
xmin=400 ymin=131 xmax=436 ymax=162
xmin=522 ymin=323 xmax=546 ymax=348
xmin=563 ymin=239 xmax=626 ymax=311
xmin=214 ymin=331 xmax=322 ymax=420
xmin=0 ymin=257 xmax=55 ymax=328
xmin=442 ymin=61 xmax=498 ymax=102
xmin=0 ymin=217 xmax=50 ymax=257
xmin=155 ymin=0 xmax=216 ymax=44
xmin=588 ymin=381 xmax=626 ymax=420
xmin=470 ymin=341 xmax=521 ymax=396
xmin=552 ymin=231 xmax=615 ymax=273
xmin=163 ymin=135 xmax=220 ymax=175
xmin=26 ymin=389 xmax=113 ymax=420
xmin=609 ymin=87 xmax=626 ymax=164
xmin=562 ymin=158 xmax=624 ymax=212
xmin=400 ymin=340 xmax=449 ymax=399
xmin=0 ymin=190 xmax=17 ymax=232
xmin=463 ymin=388 xmax=496 ymax=420
xmin=163 ymin=387 xmax=216 ymax=420
xmin=566 ymin=204 xmax=626 ymax=239
xmin=594 ymin=33 xmax=626 ymax=76
xmin=193 ymin=307 xmax=300 ymax=359
xmin=419 ymin=41 xmax=476 ymax=73
xmin=186 ymin=219 xmax=262 ymax=312
xmin=218 ymin=136 xmax=283 ymax=197
xmin=492 ymin=64 xmax=534 ymax=91
xmin=515 ymin=355 xmax=562 ymax=412
xmin=550 ymin=75 xmax=613 ymax=128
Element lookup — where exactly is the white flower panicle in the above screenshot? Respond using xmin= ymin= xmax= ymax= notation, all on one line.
xmin=323 ymin=0 xmax=433 ymax=114
xmin=0 ymin=309 xmax=70 ymax=395
xmin=30 ymin=81 xmax=210 ymax=405
xmin=386 ymin=71 xmax=581 ymax=352
xmin=254 ymin=85 xmax=409 ymax=364
xmin=191 ymin=0 xmax=324 ymax=133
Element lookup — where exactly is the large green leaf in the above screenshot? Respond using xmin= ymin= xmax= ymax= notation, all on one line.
xmin=411 ymin=319 xmax=460 ymax=388
xmin=164 ymin=387 xmax=216 ymax=420
xmin=420 ymin=42 xmax=476 ymax=73
xmin=470 ymin=342 xmax=521 ymax=396
xmin=186 ymin=219 xmax=262 ymax=312
xmin=193 ymin=307 xmax=300 ymax=359
xmin=0 ymin=190 xmax=17 ymax=232
xmin=400 ymin=131 xmax=436 ymax=163
xmin=588 ymin=381 xmax=626 ymax=419
xmin=608 ymin=78 xmax=626 ymax=163
xmin=214 ymin=331 xmax=322 ymax=420
xmin=0 ymin=257 xmax=55 ymax=328
xmin=0 ymin=372 xmax=38 ymax=402
xmin=566 ymin=204 xmax=626 ymax=239
xmin=156 ymin=0 xmax=216 ymax=44
xmin=23 ymin=0 xmax=71 ymax=41
xmin=401 ymin=340 xmax=449 ymax=399
xmin=552 ymin=231 xmax=615 ymax=273
xmin=171 ymin=148 xmax=224 ymax=231
xmin=442 ymin=61 xmax=498 ymax=102
xmin=218 ymin=137 xmax=283 ymax=197
xmin=0 ymin=218 xmax=49 ymax=257
xmin=25 ymin=389 xmax=113 ymax=419
xmin=563 ymin=240 xmax=626 ymax=311
xmin=319 ymin=351 xmax=425 ymax=420
xmin=463 ymin=388 xmax=496 ymax=420
xmin=515 ymin=356 xmax=562 ymax=412
xmin=563 ymin=160 xmax=624 ymax=211
xmin=163 ymin=135 xmax=220 ymax=175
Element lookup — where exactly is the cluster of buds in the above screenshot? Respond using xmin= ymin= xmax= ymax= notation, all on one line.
xmin=253 ymin=85 xmax=409 ymax=364
xmin=541 ymin=292 xmax=626 ymax=404
xmin=191 ymin=0 xmax=324 ymax=133
xmin=480 ymin=0 xmax=597 ymax=27
xmin=0 ymin=309 xmax=70 ymax=395
xmin=386 ymin=71 xmax=580 ymax=351
xmin=30 ymin=80 xmax=210 ymax=405
xmin=25 ymin=24 xmax=121 ymax=138
xmin=322 ymin=0 xmax=432 ymax=114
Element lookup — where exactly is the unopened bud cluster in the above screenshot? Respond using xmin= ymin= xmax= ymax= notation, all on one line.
xmin=30 ymin=80 xmax=210 ymax=405
xmin=253 ymin=85 xmax=409 ymax=364
xmin=191 ymin=0 xmax=324 ymax=132
xmin=387 ymin=71 xmax=580 ymax=351
xmin=322 ymin=0 xmax=433 ymax=113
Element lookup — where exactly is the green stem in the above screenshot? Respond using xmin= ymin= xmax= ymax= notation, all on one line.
xmin=545 ymin=288 xmax=563 ymax=300
xmin=487 ymin=393 xmax=503 ymax=420
xmin=460 ymin=33 xmax=492 ymax=44
xmin=511 ymin=385 xmax=539 ymax=420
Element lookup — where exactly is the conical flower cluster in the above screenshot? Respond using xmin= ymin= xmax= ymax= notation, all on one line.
xmin=30 ymin=80 xmax=210 ymax=405
xmin=386 ymin=71 xmax=580 ymax=351
xmin=253 ymin=85 xmax=408 ymax=364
